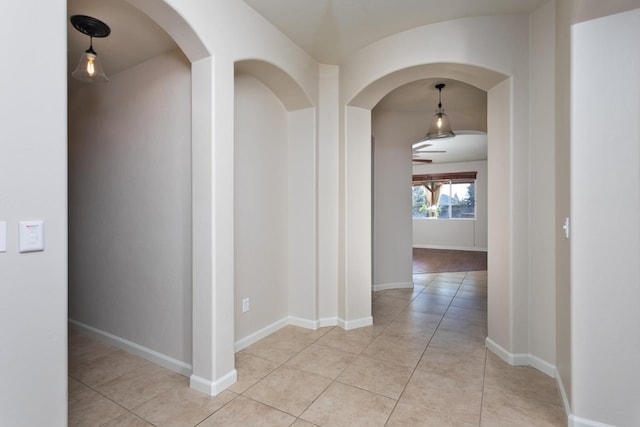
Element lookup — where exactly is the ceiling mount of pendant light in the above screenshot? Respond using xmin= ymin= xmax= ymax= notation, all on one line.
xmin=70 ymin=15 xmax=111 ymax=83
xmin=421 ymin=83 xmax=455 ymax=141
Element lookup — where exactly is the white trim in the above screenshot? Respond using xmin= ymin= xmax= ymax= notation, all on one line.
xmin=372 ymin=282 xmax=413 ymax=292
xmin=234 ymin=318 xmax=289 ymax=352
xmin=233 ymin=315 xmax=375 ymax=352
xmin=554 ymin=367 xmax=617 ymax=427
xmin=68 ymin=319 xmax=192 ymax=376
xmin=318 ymin=317 xmax=339 ymax=327
xmin=288 ymin=316 xmax=319 ymax=330
xmin=413 ymin=244 xmax=487 ymax=252
xmin=484 ymin=337 xmax=555 ymax=377
xmin=556 ymin=369 xmax=572 ymax=421
xmin=485 ymin=337 xmax=515 ymax=363
xmin=556 ymin=370 xmax=617 ymax=427
xmin=339 ymin=316 xmax=373 ymax=330
xmin=569 ymin=415 xmax=616 ymax=427
xmin=525 ymin=354 xmax=557 ymax=378
xmin=486 ymin=339 xmax=618 ymax=426
xmin=190 ymin=369 xmax=237 ymax=396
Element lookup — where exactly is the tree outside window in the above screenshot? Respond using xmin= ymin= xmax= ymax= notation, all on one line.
xmin=412 ymin=172 xmax=476 ymax=219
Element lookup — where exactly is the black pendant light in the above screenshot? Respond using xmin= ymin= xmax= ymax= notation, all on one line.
xmin=422 ymin=83 xmax=455 ymax=141
xmin=70 ymin=15 xmax=111 ymax=83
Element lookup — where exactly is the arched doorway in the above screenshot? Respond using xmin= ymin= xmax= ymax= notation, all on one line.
xmin=232 ymin=59 xmax=316 ymax=349
xmin=66 ymin=0 xmax=235 ymax=396
xmin=341 ymin=63 xmax=513 ymax=356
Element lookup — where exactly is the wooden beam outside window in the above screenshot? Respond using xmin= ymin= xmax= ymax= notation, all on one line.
xmin=412 ymin=171 xmax=477 ymax=185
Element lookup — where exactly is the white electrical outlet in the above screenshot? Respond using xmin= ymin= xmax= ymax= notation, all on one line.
xmin=242 ymin=298 xmax=250 ymax=313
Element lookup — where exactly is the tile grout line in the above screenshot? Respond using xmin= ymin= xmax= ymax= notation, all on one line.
xmin=70 ymin=270 xmax=490 ymax=427
xmin=382 ymin=272 xmax=469 ymax=425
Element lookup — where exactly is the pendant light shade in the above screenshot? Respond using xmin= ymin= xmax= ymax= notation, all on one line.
xmin=422 ymin=83 xmax=455 ymax=141
xmin=72 ymin=44 xmax=109 ymax=83
xmin=70 ymin=15 xmax=111 ymax=83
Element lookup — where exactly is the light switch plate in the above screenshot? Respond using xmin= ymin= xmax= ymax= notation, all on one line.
xmin=0 ymin=221 xmax=6 ymax=252
xmin=19 ymin=221 xmax=44 ymax=253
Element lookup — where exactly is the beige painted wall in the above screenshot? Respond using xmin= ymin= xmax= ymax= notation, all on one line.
xmin=68 ymin=50 xmax=193 ymax=364
xmin=0 ymin=1 xmax=68 ymax=425
xmin=371 ymin=110 xmax=414 ymax=289
xmin=571 ymin=9 xmax=640 ymax=425
xmin=529 ymin=0 xmax=557 ymax=367
xmin=234 ymin=73 xmax=289 ymax=341
xmin=317 ymin=64 xmax=340 ymax=324
xmin=234 ymin=72 xmax=318 ymax=344
xmin=554 ymin=2 xmax=640 ymax=416
xmin=555 ymin=0 xmax=573 ymax=408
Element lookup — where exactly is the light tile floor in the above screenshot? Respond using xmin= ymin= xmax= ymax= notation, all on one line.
xmin=68 ymin=271 xmax=566 ymax=426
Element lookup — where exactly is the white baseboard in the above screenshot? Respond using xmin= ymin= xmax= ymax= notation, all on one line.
xmin=190 ymin=369 xmax=237 ymax=396
xmin=557 ymin=375 xmax=615 ymax=427
xmin=318 ymin=317 xmax=339 ymax=327
xmin=529 ymin=354 xmax=557 ymax=378
xmin=234 ymin=314 xmax=374 ymax=351
xmin=485 ymin=337 xmax=555 ymax=377
xmin=569 ymin=415 xmax=616 ymax=427
xmin=413 ymin=244 xmax=487 ymax=252
xmin=338 ymin=316 xmax=373 ymax=330
xmin=372 ymin=282 xmax=413 ymax=292
xmin=234 ymin=318 xmax=289 ymax=352
xmin=484 ymin=337 xmax=618 ymax=426
xmin=68 ymin=319 xmax=192 ymax=376
xmin=557 ymin=371 xmax=616 ymax=427
xmin=555 ymin=370 xmax=572 ymax=423
xmin=288 ymin=316 xmax=319 ymax=330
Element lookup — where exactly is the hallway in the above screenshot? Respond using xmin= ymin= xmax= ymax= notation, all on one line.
xmin=68 ymin=270 xmax=564 ymax=426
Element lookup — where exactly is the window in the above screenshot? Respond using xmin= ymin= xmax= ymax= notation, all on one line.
xmin=412 ymin=172 xmax=476 ymax=219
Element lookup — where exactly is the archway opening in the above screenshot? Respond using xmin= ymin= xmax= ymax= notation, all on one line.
xmin=66 ymin=0 xmax=221 ymax=394
xmin=343 ymin=63 xmax=511 ymax=350
xmin=233 ymin=60 xmax=317 ymax=350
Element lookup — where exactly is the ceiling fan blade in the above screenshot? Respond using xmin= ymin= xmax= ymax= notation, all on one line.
xmin=412 ymin=142 xmax=432 ymax=150
xmin=417 ymin=150 xmax=447 ymax=153
xmin=412 ymin=159 xmax=433 ymax=163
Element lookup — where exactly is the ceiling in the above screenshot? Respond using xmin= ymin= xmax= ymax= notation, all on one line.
xmin=242 ymin=0 xmax=549 ymax=64
xmin=411 ymin=131 xmax=487 ymax=164
xmin=375 ymin=78 xmax=488 ymax=164
xmin=66 ymin=0 xmax=546 ymax=163
xmin=67 ymin=0 xmax=176 ymax=88
xmin=67 ymin=0 xmax=549 ymax=78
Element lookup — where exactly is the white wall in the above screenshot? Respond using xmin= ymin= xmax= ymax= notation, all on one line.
xmin=412 ymin=161 xmax=488 ymax=251
xmin=555 ymin=0 xmax=573 ymax=407
xmin=0 ymin=1 xmax=68 ymax=425
xmin=342 ymin=106 xmax=374 ymax=327
xmin=287 ymin=107 xmax=317 ymax=326
xmin=555 ymin=1 xmax=640 ymax=413
xmin=529 ymin=0 xmax=557 ymax=369
xmin=68 ymin=50 xmax=193 ymax=365
xmin=130 ymin=0 xmax=321 ymax=393
xmin=571 ymin=9 xmax=640 ymax=426
xmin=371 ymin=111 xmax=413 ymax=290
xmin=341 ymin=14 xmax=534 ymax=359
xmin=317 ymin=65 xmax=340 ymax=325
xmin=233 ymin=68 xmax=318 ymax=345
xmin=234 ymin=73 xmax=289 ymax=341
xmin=486 ymin=78 xmax=514 ymax=360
